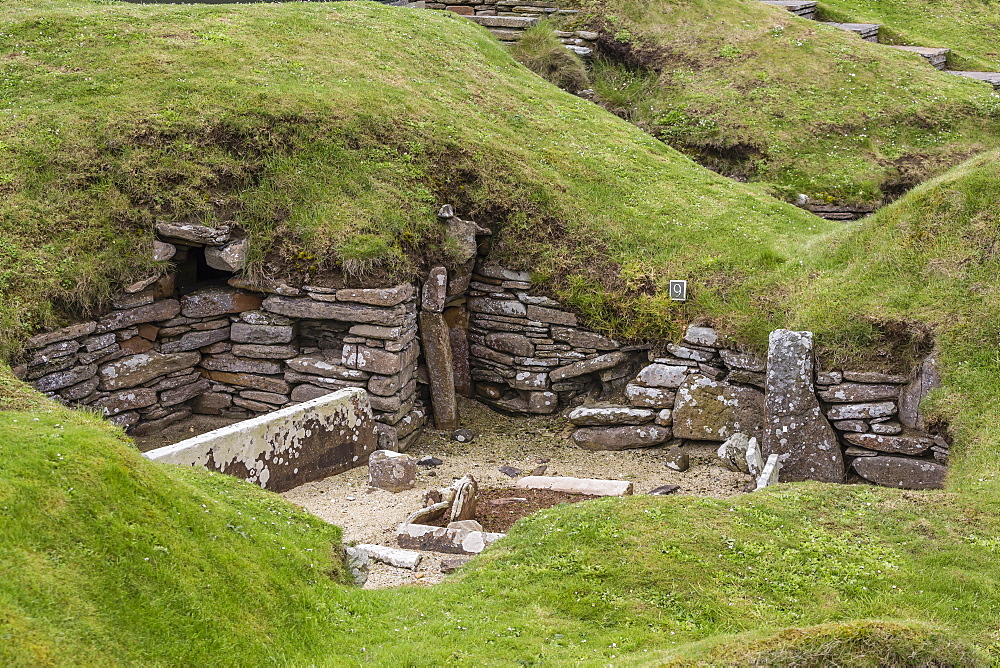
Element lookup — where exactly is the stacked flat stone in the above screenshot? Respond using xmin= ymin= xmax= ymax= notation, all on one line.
xmin=16 ymin=223 xmax=427 ymax=448
xmin=553 ymin=29 xmax=598 ymax=57
xmin=466 ymin=263 xmax=635 ymax=415
xmin=425 ymin=0 xmax=576 ymax=17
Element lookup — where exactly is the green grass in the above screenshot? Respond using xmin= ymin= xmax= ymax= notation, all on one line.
xmin=817 ymin=0 xmax=1000 ymax=71
xmin=4 ymin=0 xmax=1000 ymax=663
xmin=572 ymin=0 xmax=1000 ymax=206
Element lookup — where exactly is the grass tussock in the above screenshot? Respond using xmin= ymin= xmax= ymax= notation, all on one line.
xmin=510 ymin=23 xmax=591 ymax=92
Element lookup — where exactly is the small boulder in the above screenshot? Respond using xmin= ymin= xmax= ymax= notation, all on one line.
xmin=664 ymin=446 xmax=689 ymax=472
xmin=344 ymin=546 xmax=369 ymax=587
xmin=417 ymin=456 xmax=443 ymax=467
xmin=648 ymin=484 xmax=681 ymax=495
xmin=717 ymin=432 xmax=751 ymax=473
xmin=368 ymin=450 xmax=417 ymax=492
xmin=452 ymin=428 xmax=476 ymax=443
xmin=499 ymin=465 xmax=522 ymax=478
xmin=448 ymin=520 xmax=484 ymax=532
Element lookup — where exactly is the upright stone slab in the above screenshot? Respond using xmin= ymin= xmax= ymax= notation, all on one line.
xmin=419 ymin=311 xmax=459 ymax=430
xmin=763 ymin=330 xmax=844 ymax=483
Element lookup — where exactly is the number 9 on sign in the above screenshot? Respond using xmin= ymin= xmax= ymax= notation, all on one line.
xmin=669 ymin=280 xmax=687 ymax=302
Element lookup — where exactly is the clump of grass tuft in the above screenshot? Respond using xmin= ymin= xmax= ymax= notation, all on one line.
xmin=510 ymin=23 xmax=591 ymax=93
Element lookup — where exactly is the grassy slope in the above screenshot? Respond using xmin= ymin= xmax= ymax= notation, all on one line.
xmin=817 ymin=0 xmax=1000 ymax=70
xmin=3 ymin=0 xmax=1000 ymax=663
xmin=0 ymin=0 xmax=836 ymax=357
xmin=572 ymin=0 xmax=1000 ymax=205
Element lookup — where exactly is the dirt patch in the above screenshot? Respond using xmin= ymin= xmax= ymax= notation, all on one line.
xmin=426 ymin=487 xmax=599 ymax=534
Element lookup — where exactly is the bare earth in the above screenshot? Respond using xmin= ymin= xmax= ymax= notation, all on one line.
xmin=281 ymin=398 xmax=751 ymax=589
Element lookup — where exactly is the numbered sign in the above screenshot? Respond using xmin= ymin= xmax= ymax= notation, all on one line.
xmin=669 ymin=280 xmax=687 ymax=302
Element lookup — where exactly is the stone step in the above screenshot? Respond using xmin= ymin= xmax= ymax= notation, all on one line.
xmin=468 ymin=15 xmax=538 ymax=29
xmin=945 ymin=70 xmax=1000 ymax=90
xmin=759 ymin=0 xmax=817 ymax=19
xmin=820 ymin=22 xmax=880 ymax=42
xmin=886 ymin=45 xmax=949 ymax=70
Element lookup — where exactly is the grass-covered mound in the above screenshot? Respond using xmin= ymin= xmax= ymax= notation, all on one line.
xmin=818 ymin=0 xmax=1000 ymax=70
xmin=0 ymin=0 xmax=839 ymax=358
xmin=572 ymin=0 xmax=1000 ymax=206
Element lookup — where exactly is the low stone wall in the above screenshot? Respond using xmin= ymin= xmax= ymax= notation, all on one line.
xmin=564 ymin=323 xmax=948 ymax=489
xmin=14 ymin=224 xmax=427 ymax=452
xmin=466 ymin=263 xmax=646 ymax=415
xmin=144 ymin=387 xmax=378 ymax=492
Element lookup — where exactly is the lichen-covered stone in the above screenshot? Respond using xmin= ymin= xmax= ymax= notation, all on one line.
xmin=633 ymin=363 xmax=688 ymax=388
xmin=368 ymin=450 xmax=417 ymax=492
xmin=571 ymin=424 xmax=671 ymax=450
xmin=825 ymin=402 xmax=896 ymax=421
xmin=567 ymin=405 xmax=655 ymax=426
xmin=181 ymin=287 xmax=261 ymax=319
xmin=625 ymin=384 xmax=676 ymax=408
xmin=898 ymin=353 xmax=940 ymax=430
xmin=672 ymin=374 xmax=763 ymax=442
xmin=98 ymin=352 xmax=200 ymax=390
xmin=817 ymin=382 xmax=900 ymax=403
xmin=550 ymin=352 xmax=629 ymax=382
xmin=842 ymin=432 xmax=934 ymax=455
xmin=762 ymin=330 xmax=843 ymax=483
xmin=851 ymin=455 xmax=946 ymax=490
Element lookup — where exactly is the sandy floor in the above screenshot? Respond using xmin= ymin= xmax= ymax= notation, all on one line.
xmin=281 ymin=398 xmax=752 ymax=589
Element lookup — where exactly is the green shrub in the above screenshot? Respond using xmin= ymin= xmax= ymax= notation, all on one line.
xmin=510 ymin=24 xmax=591 ymax=93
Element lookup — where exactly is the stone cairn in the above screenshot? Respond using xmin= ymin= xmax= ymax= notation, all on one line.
xmin=15 ymin=223 xmax=426 ymax=451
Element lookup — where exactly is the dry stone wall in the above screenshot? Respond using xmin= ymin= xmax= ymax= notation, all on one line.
xmin=14 ymin=225 xmax=427 ymax=452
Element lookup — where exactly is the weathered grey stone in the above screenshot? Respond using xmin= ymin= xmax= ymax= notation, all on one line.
xmin=727 ymin=369 xmax=765 ymax=387
xmin=94 ymin=300 xmax=181 ymax=334
xmin=468 ymin=297 xmax=527 ymax=318
xmin=567 ymin=405 xmax=655 ymax=426
xmin=815 ymin=370 xmax=843 ymax=385
xmin=754 ymin=453 xmax=782 ymax=491
xmin=526 ymin=391 xmax=559 ymax=414
xmin=160 ymin=327 xmax=230 ymax=353
xmin=342 ymin=344 xmax=407 ymax=375
xmin=181 ymin=287 xmax=262 ymax=319
xmin=899 ymin=353 xmax=940 ymax=430
xmin=148 ymin=370 xmax=200 ymax=392
xmin=152 ymin=240 xmax=176 ymax=262
xmin=240 ymin=390 xmax=289 ymax=406
xmin=818 ymin=383 xmax=900 ymax=403
xmin=58 ymin=376 xmax=100 ymax=402
xmin=525 ymin=305 xmax=576 ymax=326
xmin=155 ymin=221 xmax=230 ymax=246
xmin=233 ymin=397 xmax=273 ymax=413
xmin=263 ymin=296 xmax=406 ymax=326
xmin=34 ymin=364 xmax=97 ymax=395
xmin=240 ymin=310 xmax=292 ymax=326
xmin=664 ymin=446 xmax=689 ymax=472
xmin=132 ymin=408 xmax=193 ymax=435
xmin=844 ymin=445 xmax=879 ymax=457
xmin=422 ymin=267 xmax=448 ymax=313
xmin=354 ymin=544 xmax=423 ymax=571
xmin=348 ymin=323 xmax=408 ymax=340
xmin=572 ymin=424 xmax=671 ymax=450
xmin=666 ymin=343 xmax=714 ymax=363
xmin=204 ymin=238 xmax=248 ymax=272
xmin=200 ymin=370 xmax=289 ymax=394
xmin=420 ymin=311 xmax=458 ymax=430
xmin=191 ymin=392 xmax=233 ymax=414
xmin=683 ymin=325 xmax=718 ymax=347
xmin=673 ymin=374 xmax=764 ymax=442
xmin=111 ymin=291 xmax=154 ymax=310
xmin=633 ymin=363 xmax=688 ymax=388
xmin=108 ymin=411 xmax=141 ymax=430
xmin=550 ymin=352 xmax=629 ymax=382
xmin=28 ymin=340 xmax=80 ymax=367
xmin=517 ymin=475 xmax=633 ymax=496
xmin=290 ymin=384 xmax=330 ymax=403
xmin=93 ymin=388 xmax=158 ymax=416
xmin=396 ymin=523 xmax=504 ymax=555
xmin=625 ymin=384 xmax=676 ymax=408
xmin=201 ymin=355 xmax=281 ymax=376
xmin=470 ymin=344 xmax=514 ymax=366
xmin=851 ymin=456 xmax=946 ymax=490
xmin=231 ymin=344 xmax=297 ymax=360
xmin=512 ymin=370 xmax=549 ymax=391
xmin=698 ymin=363 xmax=727 ymax=381
xmin=871 ymin=420 xmax=903 ymax=435
xmin=825 ymin=402 xmax=896 ymax=421
xmin=26 ymin=322 xmax=97 ymax=349
xmin=287 ymin=355 xmax=369 ymax=380
xmin=655 ymin=409 xmax=673 ymax=426
xmin=843 ymin=370 xmax=908 ymax=384
xmin=228 ymin=276 xmax=300 ymax=297
xmin=485 ymin=332 xmax=534 ymax=357
xmin=717 ymin=432 xmax=751 ymax=473
xmin=720 ymin=349 xmax=765 ymax=372
xmin=231 ymin=323 xmax=295 ymax=345
xmin=368 ymin=369 xmax=410 ymax=397
xmin=98 ymin=352 xmax=200 ymax=390
xmin=160 ymin=377 xmax=211 ymax=407
xmin=449 ymin=475 xmax=478 ymax=523
xmin=842 ymin=432 xmax=935 ymax=455
xmin=336 ymin=284 xmax=415 ymax=307
xmin=833 ymin=420 xmax=868 ymax=433
xmin=762 ymin=330 xmax=844 ymax=483
xmin=444 ymin=306 xmax=473 ymax=399
xmin=344 ymin=547 xmax=369 ymax=587
xmin=284 ymin=371 xmax=366 ymax=392
xmin=550 ymin=326 xmax=618 ymax=350
xmin=368 ymin=450 xmax=417 ymax=492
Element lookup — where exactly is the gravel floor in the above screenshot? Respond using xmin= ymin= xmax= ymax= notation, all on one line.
xmin=281 ymin=398 xmax=752 ymax=589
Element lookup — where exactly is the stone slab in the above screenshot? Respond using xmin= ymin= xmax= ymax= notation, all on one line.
xmin=516 ymin=475 xmax=633 ymax=496
xmin=396 ymin=523 xmax=504 ymax=555
xmin=144 ymin=387 xmax=377 ymax=492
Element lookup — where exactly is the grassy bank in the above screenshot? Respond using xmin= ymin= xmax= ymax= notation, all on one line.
xmin=3 ymin=0 xmax=1000 ymax=663
xmin=572 ymin=0 xmax=1000 ymax=206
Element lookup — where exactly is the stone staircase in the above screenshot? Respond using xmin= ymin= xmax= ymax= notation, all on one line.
xmin=761 ymin=0 xmax=999 ymax=87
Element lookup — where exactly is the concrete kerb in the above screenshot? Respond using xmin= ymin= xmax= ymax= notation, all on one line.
xmin=144 ymin=387 xmax=378 ymax=492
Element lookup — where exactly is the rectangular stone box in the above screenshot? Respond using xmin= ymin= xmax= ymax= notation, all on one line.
xmin=144 ymin=388 xmax=378 ymax=492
